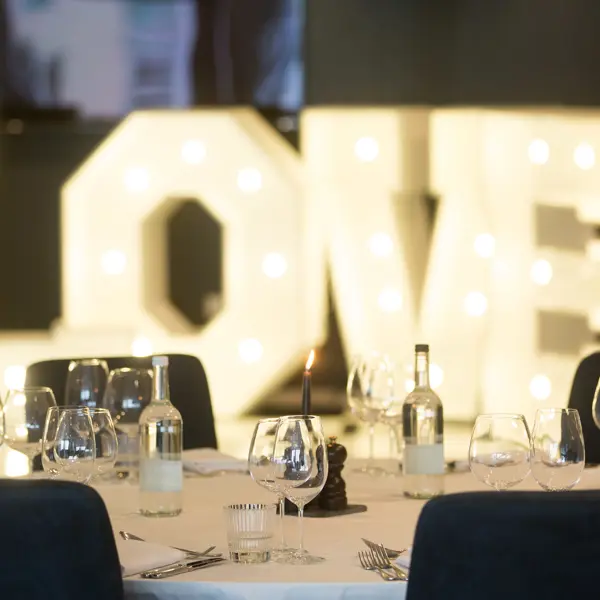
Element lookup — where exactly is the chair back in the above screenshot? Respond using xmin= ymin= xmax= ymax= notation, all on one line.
xmin=0 ymin=479 xmax=123 ymax=600
xmin=567 ymin=351 xmax=600 ymax=464
xmin=25 ymin=354 xmax=217 ymax=449
xmin=406 ymin=490 xmax=600 ymax=600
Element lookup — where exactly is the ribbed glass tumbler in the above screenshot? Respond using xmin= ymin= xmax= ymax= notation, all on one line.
xmin=224 ymin=503 xmax=277 ymax=563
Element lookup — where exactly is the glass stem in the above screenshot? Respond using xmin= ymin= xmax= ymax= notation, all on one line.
xmin=368 ymin=424 xmax=376 ymax=466
xmin=389 ymin=426 xmax=397 ymax=458
xmin=298 ymin=505 xmax=305 ymax=553
xmin=278 ymin=495 xmax=286 ymax=548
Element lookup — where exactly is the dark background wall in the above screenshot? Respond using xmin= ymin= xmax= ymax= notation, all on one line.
xmin=306 ymin=0 xmax=600 ymax=106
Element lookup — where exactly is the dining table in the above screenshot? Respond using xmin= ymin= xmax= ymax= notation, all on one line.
xmin=95 ymin=463 xmax=600 ymax=600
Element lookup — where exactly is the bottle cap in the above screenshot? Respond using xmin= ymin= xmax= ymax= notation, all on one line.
xmin=415 ymin=344 xmax=429 ymax=353
xmin=152 ymin=355 xmax=169 ymax=367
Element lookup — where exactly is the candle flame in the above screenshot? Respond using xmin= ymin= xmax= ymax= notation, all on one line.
xmin=305 ymin=349 xmax=315 ymax=371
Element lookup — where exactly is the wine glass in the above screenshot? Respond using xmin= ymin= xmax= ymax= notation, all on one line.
xmin=103 ymin=367 xmax=152 ymax=479
xmin=65 ymin=359 xmax=109 ymax=408
xmin=531 ymin=408 xmax=585 ymax=491
xmin=248 ymin=417 xmax=291 ymax=554
xmin=348 ymin=354 xmax=403 ymax=475
xmin=272 ymin=415 xmax=328 ymax=565
xmin=2 ymin=387 xmax=57 ymax=476
xmin=89 ymin=408 xmax=118 ymax=480
xmin=469 ymin=414 xmax=531 ymax=490
xmin=42 ymin=406 xmax=96 ymax=484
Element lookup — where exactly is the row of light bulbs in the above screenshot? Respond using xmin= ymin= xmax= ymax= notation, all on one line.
xmin=101 ymin=249 xmax=288 ymax=280
xmin=2 ymin=353 xmax=552 ymax=400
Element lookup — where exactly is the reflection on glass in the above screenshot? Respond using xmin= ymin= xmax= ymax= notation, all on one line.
xmin=531 ymin=408 xmax=585 ymax=491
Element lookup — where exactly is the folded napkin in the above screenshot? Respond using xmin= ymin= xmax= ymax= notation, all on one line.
xmin=182 ymin=448 xmax=247 ymax=475
xmin=395 ymin=547 xmax=412 ymax=571
xmin=116 ymin=539 xmax=186 ymax=577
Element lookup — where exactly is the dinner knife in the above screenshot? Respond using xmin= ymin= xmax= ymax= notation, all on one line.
xmin=140 ymin=556 xmax=226 ymax=579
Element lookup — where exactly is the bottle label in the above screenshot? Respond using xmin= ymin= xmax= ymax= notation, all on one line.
xmin=140 ymin=458 xmax=183 ymax=492
xmin=403 ymin=444 xmax=445 ymax=475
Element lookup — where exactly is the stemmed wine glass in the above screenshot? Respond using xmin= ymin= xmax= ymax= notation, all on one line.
xmin=348 ymin=354 xmax=403 ymax=475
xmin=65 ymin=359 xmax=109 ymax=408
xmin=469 ymin=414 xmax=531 ymax=490
xmin=272 ymin=415 xmax=328 ymax=565
xmin=248 ymin=417 xmax=290 ymax=555
xmin=42 ymin=406 xmax=96 ymax=484
xmin=103 ymin=367 xmax=152 ymax=479
xmin=2 ymin=387 xmax=57 ymax=476
xmin=531 ymin=408 xmax=585 ymax=491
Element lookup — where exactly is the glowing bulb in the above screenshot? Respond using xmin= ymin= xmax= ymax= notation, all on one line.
xmin=464 ymin=291 xmax=488 ymax=317
xmin=181 ymin=140 xmax=207 ymax=165
xmin=15 ymin=425 xmax=28 ymax=439
xmin=238 ymin=338 xmax=263 ymax=364
xmin=531 ymin=259 xmax=553 ymax=286
xmin=368 ymin=232 xmax=393 ymax=258
xmin=4 ymin=365 xmax=25 ymax=389
xmin=12 ymin=393 xmax=26 ymax=407
xmin=574 ymin=143 xmax=595 ymax=170
xmin=473 ymin=233 xmax=495 ymax=258
xmin=530 ymin=374 xmax=551 ymax=401
xmin=124 ymin=167 xmax=150 ymax=192
xmin=430 ymin=363 xmax=444 ymax=390
xmin=237 ymin=168 xmax=262 ymax=193
xmin=354 ymin=137 xmax=379 ymax=162
xmin=528 ymin=139 xmax=550 ymax=165
xmin=377 ymin=288 xmax=403 ymax=312
xmin=101 ymin=250 xmax=126 ymax=275
xmin=4 ymin=451 xmax=28 ymax=477
xmin=262 ymin=253 xmax=288 ymax=278
xmin=131 ymin=336 xmax=152 ymax=357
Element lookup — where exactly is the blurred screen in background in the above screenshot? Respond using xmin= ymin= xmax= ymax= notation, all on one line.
xmin=1 ymin=0 xmax=305 ymax=116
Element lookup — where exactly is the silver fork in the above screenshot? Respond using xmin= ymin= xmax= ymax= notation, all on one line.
xmin=369 ymin=544 xmax=409 ymax=580
xmin=361 ymin=538 xmax=407 ymax=559
xmin=119 ymin=531 xmax=221 ymax=558
xmin=358 ymin=551 xmax=402 ymax=582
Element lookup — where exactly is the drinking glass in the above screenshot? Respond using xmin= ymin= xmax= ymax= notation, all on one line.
xmin=42 ymin=406 xmax=96 ymax=484
xmin=65 ymin=359 xmax=109 ymax=408
xmin=89 ymin=408 xmax=118 ymax=480
xmin=347 ymin=354 xmax=403 ymax=476
xmin=248 ymin=417 xmax=290 ymax=554
xmin=469 ymin=414 xmax=531 ymax=490
xmin=2 ymin=387 xmax=57 ymax=476
xmin=273 ymin=415 xmax=328 ymax=565
xmin=592 ymin=378 xmax=600 ymax=429
xmin=224 ymin=503 xmax=277 ymax=563
xmin=531 ymin=408 xmax=585 ymax=491
xmin=103 ymin=367 xmax=152 ymax=479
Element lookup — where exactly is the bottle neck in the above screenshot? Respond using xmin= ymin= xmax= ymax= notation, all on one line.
xmin=414 ymin=351 xmax=430 ymax=389
xmin=152 ymin=365 xmax=171 ymax=403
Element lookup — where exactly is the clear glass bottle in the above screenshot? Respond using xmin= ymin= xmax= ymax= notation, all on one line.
xmin=139 ymin=356 xmax=183 ymax=516
xmin=402 ymin=344 xmax=444 ymax=498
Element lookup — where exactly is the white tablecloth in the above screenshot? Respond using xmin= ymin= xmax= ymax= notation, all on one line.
xmin=96 ymin=467 xmax=600 ymax=600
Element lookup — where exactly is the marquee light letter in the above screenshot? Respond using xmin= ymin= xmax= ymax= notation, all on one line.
xmin=432 ymin=109 xmax=600 ymax=421
xmin=302 ymin=108 xmax=490 ymax=419
xmin=61 ymin=109 xmax=326 ymax=416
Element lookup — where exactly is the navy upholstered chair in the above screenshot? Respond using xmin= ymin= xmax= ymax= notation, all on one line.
xmin=0 ymin=479 xmax=123 ymax=600
xmin=25 ymin=354 xmax=217 ymax=450
xmin=568 ymin=351 xmax=600 ymax=464
xmin=406 ymin=491 xmax=600 ymax=600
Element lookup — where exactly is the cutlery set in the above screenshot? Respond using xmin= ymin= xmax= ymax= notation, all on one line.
xmin=119 ymin=530 xmax=226 ymax=579
xmin=359 ymin=538 xmax=409 ymax=582
xmin=119 ymin=530 xmax=408 ymax=581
